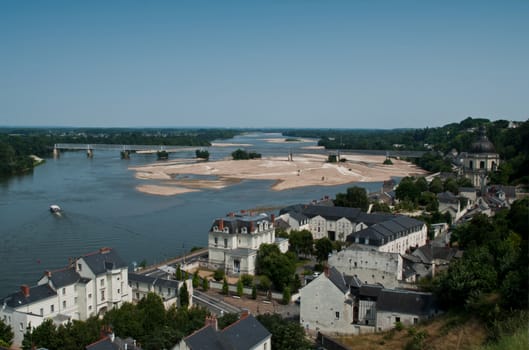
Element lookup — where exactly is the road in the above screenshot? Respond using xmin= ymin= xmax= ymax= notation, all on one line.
xmin=193 ymin=290 xmax=242 ymax=316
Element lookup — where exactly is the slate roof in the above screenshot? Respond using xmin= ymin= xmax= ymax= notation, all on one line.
xmin=300 ymin=205 xmax=362 ymax=221
xmin=437 ymin=191 xmax=459 ymax=204
xmin=359 ymin=284 xmax=383 ymax=299
xmin=412 ymin=245 xmax=459 ymax=263
xmin=128 ymin=273 xmax=180 ymax=289
xmin=377 ymin=289 xmax=435 ymax=315
xmin=211 ymin=214 xmax=273 ymax=234
xmin=184 ymin=315 xmax=270 ymax=350
xmin=47 ymin=267 xmax=80 ymax=288
xmin=222 ymin=314 xmax=271 ymax=350
xmin=346 ymin=216 xmax=425 ymax=246
xmin=82 ymin=248 xmax=128 ymax=275
xmin=1 ymin=284 xmax=56 ymax=309
xmin=327 ymin=267 xmax=349 ymax=294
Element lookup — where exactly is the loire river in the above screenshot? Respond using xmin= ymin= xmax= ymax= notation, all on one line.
xmin=0 ymin=133 xmax=381 ymax=297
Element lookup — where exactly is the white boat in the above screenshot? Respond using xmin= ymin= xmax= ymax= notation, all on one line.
xmin=49 ymin=205 xmax=62 ymax=213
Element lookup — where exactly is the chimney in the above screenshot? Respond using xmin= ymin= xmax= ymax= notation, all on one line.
xmin=219 ymin=219 xmax=224 ymax=231
xmin=45 ymin=270 xmax=52 ymax=278
xmin=240 ymin=309 xmax=250 ymax=319
xmin=20 ymin=285 xmax=30 ymax=298
xmin=240 ymin=209 xmax=246 ymax=215
xmin=323 ymin=264 xmax=330 ymax=278
xmin=205 ymin=315 xmax=218 ymax=331
xmin=100 ymin=247 xmax=111 ymax=254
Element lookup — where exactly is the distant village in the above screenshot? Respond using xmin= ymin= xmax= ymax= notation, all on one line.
xmin=1 ymin=126 xmax=526 ymax=350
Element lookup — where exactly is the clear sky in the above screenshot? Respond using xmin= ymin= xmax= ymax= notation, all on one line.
xmin=1 ymin=0 xmax=528 ymax=129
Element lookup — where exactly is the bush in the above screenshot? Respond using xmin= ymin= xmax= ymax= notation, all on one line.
xmin=213 ymin=269 xmax=225 ymax=282
xmin=240 ymin=274 xmax=254 ymax=287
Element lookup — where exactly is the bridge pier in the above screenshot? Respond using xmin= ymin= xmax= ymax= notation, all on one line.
xmin=53 ymin=145 xmax=60 ymax=158
xmin=120 ymin=150 xmax=130 ymax=159
xmin=87 ymin=146 xmax=93 ymax=158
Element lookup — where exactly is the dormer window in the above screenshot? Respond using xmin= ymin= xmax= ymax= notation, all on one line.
xmin=241 ymin=227 xmax=247 ymax=234
xmin=223 ymin=227 xmax=229 ymax=233
xmin=213 ymin=226 xmax=218 ymax=232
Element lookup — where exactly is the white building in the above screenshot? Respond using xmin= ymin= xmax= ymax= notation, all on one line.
xmin=279 ymin=204 xmax=389 ymax=242
xmin=346 ymin=216 xmax=427 ymax=255
xmin=128 ymin=272 xmax=192 ymax=309
xmin=299 ymin=267 xmax=437 ymax=336
xmin=328 ymin=245 xmax=403 ymax=289
xmin=0 ymin=247 xmax=131 ymax=345
xmin=299 ymin=267 xmax=357 ymax=335
xmin=208 ymin=213 xmax=287 ymax=275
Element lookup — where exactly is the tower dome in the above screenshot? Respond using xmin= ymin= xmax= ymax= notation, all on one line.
xmin=470 ymin=126 xmax=496 ymax=153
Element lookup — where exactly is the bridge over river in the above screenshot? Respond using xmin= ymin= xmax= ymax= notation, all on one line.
xmin=53 ymin=143 xmax=197 ymax=159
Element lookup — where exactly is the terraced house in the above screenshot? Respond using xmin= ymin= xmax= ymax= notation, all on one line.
xmin=0 ymin=248 xmax=131 ymax=345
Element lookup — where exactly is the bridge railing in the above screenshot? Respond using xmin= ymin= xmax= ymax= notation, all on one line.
xmin=54 ymin=143 xmax=195 ymax=152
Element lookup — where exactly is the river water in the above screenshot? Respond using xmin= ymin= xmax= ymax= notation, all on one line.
xmin=0 ymin=133 xmax=382 ymax=296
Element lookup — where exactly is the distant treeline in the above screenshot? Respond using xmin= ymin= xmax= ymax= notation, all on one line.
xmin=0 ymin=128 xmax=240 ymax=177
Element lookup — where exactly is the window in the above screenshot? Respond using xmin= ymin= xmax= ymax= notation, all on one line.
xmin=101 ymin=290 xmax=105 ymax=301
xmin=62 ymin=288 xmax=66 ymax=295
xmin=77 ymin=263 xmax=82 ymax=271
xmin=214 ymin=237 xmax=218 ymax=247
xmin=88 ymin=293 xmax=92 ymax=299
xmin=335 ymin=311 xmax=340 ymax=319
xmin=136 ymin=292 xmax=140 ymax=299
xmin=224 ymin=238 xmax=228 ymax=248
xmin=117 ymin=289 xmax=120 ymax=294
xmin=395 ymin=317 xmax=401 ymax=323
xmin=40 ymin=308 xmax=44 ymax=316
xmin=413 ymin=317 xmax=418 ymax=325
xmin=100 ymin=278 xmax=105 ymax=286
xmin=19 ymin=322 xmax=24 ymax=331
xmin=62 ymin=300 xmax=66 ymax=309
xmin=89 ymin=305 xmax=92 ymax=311
xmin=50 ymin=304 xmax=54 ymax=313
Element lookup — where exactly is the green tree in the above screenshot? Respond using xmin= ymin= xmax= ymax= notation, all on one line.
xmin=24 ymin=319 xmax=60 ymax=350
xmin=288 ymin=230 xmax=314 ymax=257
xmin=251 ymin=283 xmax=257 ymax=299
xmin=315 ymin=237 xmax=333 ymax=262
xmin=429 ymin=177 xmax=443 ymax=194
xmin=179 ymin=282 xmax=190 ymax=309
xmin=237 ymin=279 xmax=244 ymax=297
xmin=222 ymin=277 xmax=229 ymax=295
xmin=201 ymin=277 xmax=209 ymax=291
xmin=257 ymin=314 xmax=312 ymax=350
xmin=192 ymin=271 xmax=200 ymax=288
xmin=256 ymin=244 xmax=296 ymax=291
xmin=334 ymin=186 xmax=369 ymax=211
xmin=396 ymin=177 xmax=421 ymax=203
xmin=282 ymin=286 xmax=291 ymax=305
xmin=0 ymin=319 xmax=13 ymax=347
xmin=195 ymin=149 xmax=210 ymax=160
xmin=240 ymin=274 xmax=254 ymax=287
xmin=213 ymin=268 xmax=225 ymax=281
xmin=175 ymin=264 xmax=182 ymax=280
xmin=218 ymin=313 xmax=239 ymax=330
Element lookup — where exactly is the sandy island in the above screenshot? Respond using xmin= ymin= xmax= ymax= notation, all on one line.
xmin=131 ymin=153 xmax=427 ymax=196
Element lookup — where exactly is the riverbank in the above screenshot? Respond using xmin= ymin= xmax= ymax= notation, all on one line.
xmin=131 ymin=153 xmax=427 ymax=195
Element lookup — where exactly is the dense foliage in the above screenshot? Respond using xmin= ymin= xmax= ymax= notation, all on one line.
xmin=255 ymin=244 xmax=296 ymax=292
xmin=0 ymin=319 xmax=14 ymax=347
xmin=22 ymin=293 xmax=208 ymax=350
xmin=0 ymin=128 xmax=239 ymax=177
xmin=231 ymin=148 xmax=262 ymax=160
xmin=433 ymin=199 xmax=528 ymax=314
xmin=333 ymin=186 xmax=369 ymax=211
xmin=256 ymin=313 xmax=313 ymax=350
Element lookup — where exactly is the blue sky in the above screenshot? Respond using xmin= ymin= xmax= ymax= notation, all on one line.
xmin=1 ymin=0 xmax=528 ymax=129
